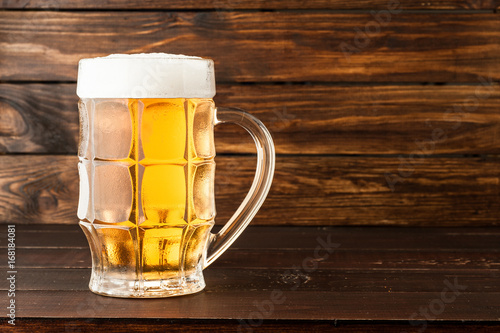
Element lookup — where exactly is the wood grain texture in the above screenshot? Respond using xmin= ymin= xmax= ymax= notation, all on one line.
xmin=3 ymin=224 xmax=500 ymax=250
xmin=0 ymin=155 xmax=499 ymax=226
xmin=2 ymin=267 xmax=499 ymax=293
xmin=0 ymin=84 xmax=78 ymax=153
xmin=5 ymin=290 xmax=499 ymax=320
xmin=0 ymin=155 xmax=77 ymax=225
xmin=2 ymin=83 xmax=500 ymax=155
xmin=3 ymin=247 xmax=498 ymax=269
xmin=1 ymin=12 xmax=499 ymax=82
xmin=1 ymin=0 xmax=499 ymax=10
xmin=2 ymin=320 xmax=500 ymax=333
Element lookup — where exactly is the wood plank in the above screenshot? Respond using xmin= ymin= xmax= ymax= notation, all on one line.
xmin=2 ymin=319 xmax=500 ymax=333
xmin=0 ymin=155 xmax=78 ymax=225
xmin=0 ymin=84 xmax=78 ymax=153
xmin=0 ymin=224 xmax=76 ymax=232
xmin=2 ymin=267 xmax=498 ymax=293
xmin=2 ymin=225 xmax=500 ymax=250
xmin=2 ymin=0 xmax=499 ymax=10
xmin=1 ymin=155 xmax=499 ymax=226
xmin=5 ymin=290 xmax=499 ymax=320
xmin=2 ymin=83 xmax=500 ymax=155
xmin=1 ymin=12 xmax=499 ymax=82
xmin=2 ymin=247 xmax=498 ymax=269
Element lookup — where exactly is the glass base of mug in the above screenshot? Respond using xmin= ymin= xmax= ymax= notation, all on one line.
xmin=88 ymin=270 xmax=206 ymax=298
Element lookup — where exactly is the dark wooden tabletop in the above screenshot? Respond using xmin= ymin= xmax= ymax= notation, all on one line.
xmin=1 ymin=224 xmax=499 ymax=332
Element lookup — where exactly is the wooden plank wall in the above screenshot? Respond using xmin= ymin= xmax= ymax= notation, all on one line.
xmin=0 ymin=1 xmax=499 ymax=226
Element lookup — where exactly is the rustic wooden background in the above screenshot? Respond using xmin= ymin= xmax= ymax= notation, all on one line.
xmin=1 ymin=0 xmax=499 ymax=226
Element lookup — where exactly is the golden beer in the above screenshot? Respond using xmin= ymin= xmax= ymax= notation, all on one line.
xmin=78 ymin=97 xmax=216 ymax=293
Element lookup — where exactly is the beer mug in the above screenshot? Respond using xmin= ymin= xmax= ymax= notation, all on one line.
xmin=76 ymin=54 xmax=275 ymax=298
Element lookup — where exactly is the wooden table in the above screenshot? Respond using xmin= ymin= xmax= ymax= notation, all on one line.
xmin=1 ymin=224 xmax=499 ymax=332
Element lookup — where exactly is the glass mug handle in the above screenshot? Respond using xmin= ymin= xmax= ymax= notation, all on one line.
xmin=204 ymin=107 xmax=276 ymax=268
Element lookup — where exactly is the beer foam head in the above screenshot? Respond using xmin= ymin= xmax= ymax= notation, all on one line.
xmin=77 ymin=53 xmax=216 ymax=98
